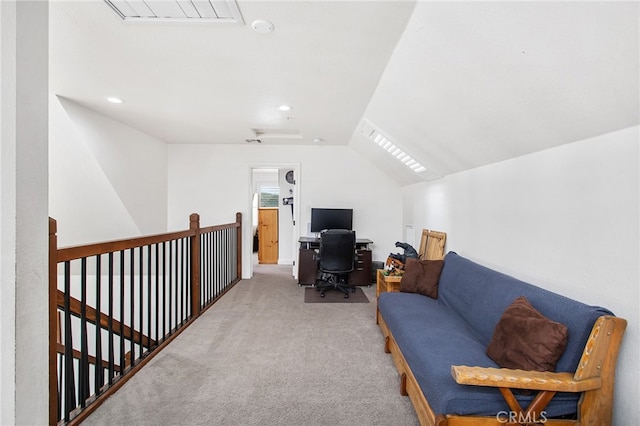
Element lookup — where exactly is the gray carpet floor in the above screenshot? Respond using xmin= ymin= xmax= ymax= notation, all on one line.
xmin=83 ymin=264 xmax=419 ymax=426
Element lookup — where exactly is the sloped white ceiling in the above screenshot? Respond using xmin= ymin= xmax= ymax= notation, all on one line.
xmin=49 ymin=0 xmax=416 ymax=145
xmin=50 ymin=1 xmax=639 ymax=187
xmin=353 ymin=1 xmax=639 ymax=185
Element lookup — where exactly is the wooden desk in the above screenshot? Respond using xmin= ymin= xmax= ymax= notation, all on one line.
xmin=297 ymin=237 xmax=373 ymax=286
xmin=298 ymin=236 xmax=373 ymax=250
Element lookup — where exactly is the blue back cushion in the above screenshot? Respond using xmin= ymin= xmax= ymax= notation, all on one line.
xmin=437 ymin=252 xmax=613 ymax=372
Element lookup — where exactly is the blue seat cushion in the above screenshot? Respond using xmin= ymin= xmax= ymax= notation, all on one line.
xmin=379 ymin=292 xmax=581 ymax=417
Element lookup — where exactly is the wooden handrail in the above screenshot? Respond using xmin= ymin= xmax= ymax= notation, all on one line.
xmin=57 ymin=220 xmax=241 ymax=263
xmin=56 ymin=230 xmax=196 ymax=262
xmin=56 ymin=289 xmax=157 ymax=348
xmin=56 ymin=344 xmax=124 ymax=373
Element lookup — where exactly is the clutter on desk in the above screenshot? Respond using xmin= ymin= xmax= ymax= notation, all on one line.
xmin=385 ymin=241 xmax=419 ymax=275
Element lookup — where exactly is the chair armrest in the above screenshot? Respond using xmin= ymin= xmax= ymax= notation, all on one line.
xmin=451 ymin=365 xmax=602 ymax=393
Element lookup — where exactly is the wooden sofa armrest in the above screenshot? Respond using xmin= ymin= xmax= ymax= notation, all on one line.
xmin=449 ymin=316 xmax=625 ymax=423
xmin=451 ymin=365 xmax=601 ymax=392
xmin=451 ymin=365 xmax=602 ymax=420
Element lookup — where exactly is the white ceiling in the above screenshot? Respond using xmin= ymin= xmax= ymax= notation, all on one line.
xmin=50 ymin=1 xmax=639 ymax=186
xmin=50 ymin=0 xmax=416 ymax=146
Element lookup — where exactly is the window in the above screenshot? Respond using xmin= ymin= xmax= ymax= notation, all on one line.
xmin=259 ymin=186 xmax=279 ymax=208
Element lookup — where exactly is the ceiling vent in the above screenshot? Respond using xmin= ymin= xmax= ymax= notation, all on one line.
xmin=104 ymin=0 xmax=244 ymax=24
xmin=251 ymin=129 xmax=303 ymax=140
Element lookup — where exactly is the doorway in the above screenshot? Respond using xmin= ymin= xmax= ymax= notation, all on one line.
xmin=250 ymin=165 xmax=300 ymax=277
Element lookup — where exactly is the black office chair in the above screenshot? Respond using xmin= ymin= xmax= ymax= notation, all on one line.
xmin=315 ymin=229 xmax=357 ymax=298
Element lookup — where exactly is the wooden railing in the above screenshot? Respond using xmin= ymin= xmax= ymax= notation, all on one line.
xmin=48 ymin=213 xmax=242 ymax=425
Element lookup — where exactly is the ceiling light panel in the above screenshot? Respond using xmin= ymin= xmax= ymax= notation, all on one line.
xmin=360 ymin=119 xmax=429 ymax=175
xmin=104 ymin=0 xmax=244 ymax=23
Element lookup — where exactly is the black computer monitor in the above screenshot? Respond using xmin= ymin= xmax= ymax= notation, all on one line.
xmin=310 ymin=208 xmax=353 ymax=233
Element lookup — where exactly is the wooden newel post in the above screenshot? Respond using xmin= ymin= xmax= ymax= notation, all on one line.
xmin=190 ymin=213 xmax=201 ymax=318
xmin=48 ymin=218 xmax=58 ymax=425
xmin=236 ymin=212 xmax=242 ymax=279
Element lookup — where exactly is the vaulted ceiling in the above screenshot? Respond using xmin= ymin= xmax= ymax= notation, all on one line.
xmin=50 ymin=1 xmax=639 ymax=185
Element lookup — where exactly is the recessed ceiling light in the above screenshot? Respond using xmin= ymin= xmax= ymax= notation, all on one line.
xmin=313 ymin=138 xmax=325 ymax=143
xmin=106 ymin=97 xmax=124 ymax=104
xmin=278 ymin=105 xmax=292 ymax=111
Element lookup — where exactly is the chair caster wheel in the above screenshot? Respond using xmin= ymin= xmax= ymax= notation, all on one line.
xmin=320 ymin=293 xmax=325 ymax=298
xmin=344 ymin=294 xmax=349 ymax=299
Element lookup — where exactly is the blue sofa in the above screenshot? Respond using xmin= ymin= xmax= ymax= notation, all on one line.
xmin=377 ymin=251 xmax=626 ymax=425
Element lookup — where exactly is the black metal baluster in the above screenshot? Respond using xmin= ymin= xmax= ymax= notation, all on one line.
xmin=212 ymin=232 xmax=217 ymax=299
xmin=208 ymin=232 xmax=212 ymax=304
xmin=130 ymin=249 xmax=135 ymax=365
xmin=224 ymin=228 xmax=229 ymax=287
xmin=119 ymin=250 xmax=125 ymax=373
xmin=234 ymin=227 xmax=239 ymax=279
xmin=174 ymin=239 xmax=179 ymax=327
xmin=231 ymin=228 xmax=235 ymax=280
xmin=138 ymin=246 xmax=143 ymax=354
xmin=154 ymin=243 xmax=159 ymax=345
xmin=147 ymin=244 xmax=152 ymax=351
xmin=223 ymin=229 xmax=227 ymax=288
xmin=200 ymin=234 xmax=204 ymax=308
xmin=200 ymin=233 xmax=211 ymax=306
xmin=186 ymin=237 xmax=191 ymax=318
xmin=220 ymin=231 xmax=224 ymax=294
xmin=57 ymin=347 xmax=63 ymax=421
xmin=213 ymin=231 xmax=218 ymax=299
xmin=217 ymin=231 xmax=222 ymax=296
xmin=161 ymin=242 xmax=166 ymax=340
xmin=185 ymin=237 xmax=189 ymax=320
xmin=168 ymin=241 xmax=173 ymax=335
xmin=108 ymin=253 xmax=115 ymax=381
xmin=181 ymin=238 xmax=186 ymax=322
xmin=79 ymin=258 xmax=89 ymax=407
xmin=63 ymin=262 xmax=76 ymax=421
xmin=211 ymin=232 xmax=215 ymax=302
xmin=183 ymin=237 xmax=187 ymax=321
xmin=95 ymin=255 xmax=104 ymax=393
xmin=178 ymin=238 xmax=183 ymax=325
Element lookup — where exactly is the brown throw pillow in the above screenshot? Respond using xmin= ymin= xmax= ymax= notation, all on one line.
xmin=399 ymin=258 xmax=444 ymax=299
xmin=486 ymin=296 xmax=569 ymax=372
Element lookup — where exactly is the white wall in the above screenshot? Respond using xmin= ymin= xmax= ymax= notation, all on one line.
xmin=0 ymin=2 xmax=18 ymax=422
xmin=49 ymin=97 xmax=168 ymax=246
xmin=278 ymin=168 xmax=295 ymax=265
xmin=167 ymin=144 xmax=403 ymax=279
xmin=403 ymin=126 xmax=639 ymax=424
xmin=1 ymin=1 xmax=49 ymax=423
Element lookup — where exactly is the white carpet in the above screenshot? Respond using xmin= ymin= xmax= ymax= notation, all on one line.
xmin=83 ymin=264 xmax=419 ymax=426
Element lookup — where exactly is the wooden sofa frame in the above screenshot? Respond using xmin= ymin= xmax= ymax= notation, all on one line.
xmin=377 ymin=311 xmax=626 ymax=425
xmin=376 ymin=229 xmax=627 ymax=425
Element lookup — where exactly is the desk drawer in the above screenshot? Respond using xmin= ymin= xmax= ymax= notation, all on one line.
xmin=348 ymin=250 xmax=372 ymax=285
